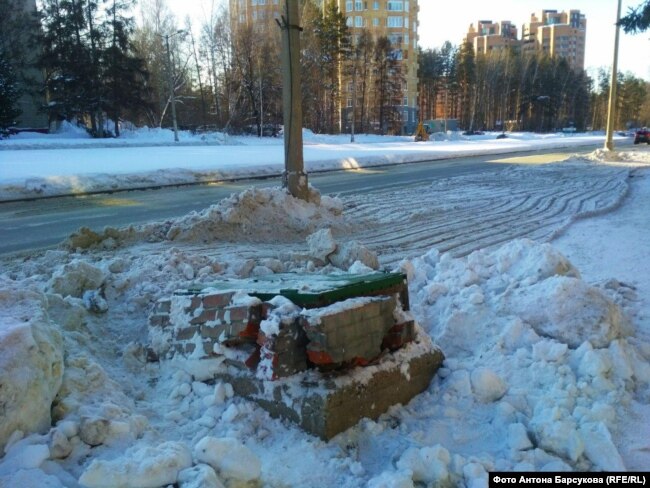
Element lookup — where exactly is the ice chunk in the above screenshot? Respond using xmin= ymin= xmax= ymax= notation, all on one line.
xmin=194 ymin=436 xmax=261 ymax=482
xmin=79 ymin=441 xmax=192 ymax=488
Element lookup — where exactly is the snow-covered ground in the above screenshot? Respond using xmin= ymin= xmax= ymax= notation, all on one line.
xmin=0 ymin=124 xmax=620 ymax=201
xmin=0 ymin=129 xmax=649 ymax=487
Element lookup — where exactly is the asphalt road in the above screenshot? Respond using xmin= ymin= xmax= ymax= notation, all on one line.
xmin=0 ymin=143 xmax=612 ymax=256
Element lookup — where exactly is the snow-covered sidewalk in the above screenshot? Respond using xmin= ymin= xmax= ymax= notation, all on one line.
xmin=0 ymin=127 xmax=616 ymax=201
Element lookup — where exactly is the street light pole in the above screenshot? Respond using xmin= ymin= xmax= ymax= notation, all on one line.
xmin=605 ymin=0 xmax=623 ymax=151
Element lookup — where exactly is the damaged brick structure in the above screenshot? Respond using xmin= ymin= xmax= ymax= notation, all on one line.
xmin=148 ymin=273 xmax=444 ymax=439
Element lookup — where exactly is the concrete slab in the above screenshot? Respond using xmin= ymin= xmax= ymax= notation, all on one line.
xmin=214 ymin=336 xmax=444 ymax=440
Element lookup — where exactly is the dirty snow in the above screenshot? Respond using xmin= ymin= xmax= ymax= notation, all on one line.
xmin=0 ymin=146 xmax=649 ymax=486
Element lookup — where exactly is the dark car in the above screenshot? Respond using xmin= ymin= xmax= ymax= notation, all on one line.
xmin=634 ymin=128 xmax=650 ymax=144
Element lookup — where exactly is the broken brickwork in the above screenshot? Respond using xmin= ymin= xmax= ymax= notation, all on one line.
xmin=147 ymin=273 xmax=443 ymax=439
xmin=148 ymin=274 xmax=416 ymax=379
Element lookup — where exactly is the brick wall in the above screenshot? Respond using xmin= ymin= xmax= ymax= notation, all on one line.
xmin=149 ymin=286 xmax=416 ymax=381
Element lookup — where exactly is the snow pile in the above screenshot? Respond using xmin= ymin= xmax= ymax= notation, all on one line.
xmin=64 ymin=186 xmax=347 ymax=251
xmin=306 ymin=228 xmax=379 ymax=270
xmin=0 ymin=278 xmax=64 ymax=452
xmin=581 ymin=148 xmax=650 ymax=165
xmin=79 ymin=441 xmax=192 ymax=488
xmin=375 ymin=238 xmax=649 ymax=477
xmin=166 ymin=186 xmax=345 ymax=243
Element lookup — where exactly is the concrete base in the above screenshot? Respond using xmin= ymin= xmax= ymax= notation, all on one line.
xmin=216 ymin=341 xmax=444 ymax=440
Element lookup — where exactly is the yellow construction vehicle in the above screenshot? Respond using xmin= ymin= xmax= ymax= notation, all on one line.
xmin=414 ymin=122 xmax=429 ymax=142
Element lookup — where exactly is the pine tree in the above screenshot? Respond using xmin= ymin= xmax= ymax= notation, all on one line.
xmin=0 ymin=55 xmax=21 ymax=130
xmin=39 ymin=0 xmax=94 ymax=124
xmin=455 ymin=41 xmax=476 ymax=130
xmin=103 ymin=0 xmax=150 ymax=136
xmin=373 ymin=36 xmax=404 ymax=134
xmin=0 ymin=0 xmax=44 ymax=129
xmin=620 ymin=0 xmax=650 ymax=33
xmin=313 ymin=0 xmax=351 ymax=133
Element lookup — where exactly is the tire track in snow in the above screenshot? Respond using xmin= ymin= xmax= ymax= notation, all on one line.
xmin=343 ymin=164 xmax=629 ymax=265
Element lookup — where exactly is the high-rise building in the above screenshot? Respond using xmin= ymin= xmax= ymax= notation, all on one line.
xmin=229 ymin=0 xmax=420 ymax=134
xmin=464 ymin=20 xmax=521 ymax=54
xmin=522 ymin=10 xmax=586 ymax=71
xmin=340 ymin=0 xmax=419 ymax=134
xmin=463 ymin=9 xmax=586 ymax=71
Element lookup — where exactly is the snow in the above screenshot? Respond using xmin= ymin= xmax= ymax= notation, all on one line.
xmin=193 ymin=437 xmax=261 ymax=483
xmin=0 ymin=282 xmax=64 ymax=452
xmin=0 ymin=136 xmax=649 ymax=486
xmin=0 ymin=126 xmax=623 ymax=201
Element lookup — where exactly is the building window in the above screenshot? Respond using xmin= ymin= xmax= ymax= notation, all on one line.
xmin=403 ymin=110 xmax=409 ymax=121
xmin=404 ymin=33 xmax=409 ymax=44
xmin=387 ymin=1 xmax=403 ymax=11
xmin=373 ymin=1 xmax=379 ymax=9
xmin=404 ymin=0 xmax=409 ymax=12
xmin=403 ymin=96 xmax=408 ymax=106
xmin=387 ymin=16 xmax=403 ymax=28
xmin=346 ymin=16 xmax=353 ymax=27
xmin=347 ymin=98 xmax=353 ymax=108
xmin=355 ymin=0 xmax=363 ymax=10
xmin=346 ymin=0 xmax=353 ymax=11
xmin=373 ymin=17 xmax=379 ymax=26
xmin=355 ymin=16 xmax=363 ymax=27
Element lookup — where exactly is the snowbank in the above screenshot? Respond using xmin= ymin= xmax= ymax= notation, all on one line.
xmin=384 ymin=238 xmax=649 ymax=476
xmin=0 ymin=279 xmax=64 ymax=452
xmin=0 ymin=128 xmax=616 ymax=201
xmin=64 ymin=186 xmax=347 ymax=251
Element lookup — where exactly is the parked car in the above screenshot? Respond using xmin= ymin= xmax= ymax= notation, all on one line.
xmin=634 ymin=128 xmax=650 ymax=144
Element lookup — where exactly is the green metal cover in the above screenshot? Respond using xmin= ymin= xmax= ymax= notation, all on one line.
xmin=180 ymin=272 xmax=407 ymax=309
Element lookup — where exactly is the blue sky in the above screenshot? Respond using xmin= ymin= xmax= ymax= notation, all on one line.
xmin=165 ymin=0 xmax=650 ymax=80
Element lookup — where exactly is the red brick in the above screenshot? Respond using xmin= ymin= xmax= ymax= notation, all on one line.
xmin=245 ymin=347 xmax=261 ymax=369
xmin=176 ymin=325 xmax=199 ymax=340
xmin=307 ymin=348 xmax=335 ymax=366
xmin=190 ymin=308 xmax=218 ymax=325
xmin=149 ymin=313 xmax=170 ymax=328
xmin=202 ymin=292 xmax=234 ymax=309
xmin=381 ymin=320 xmax=415 ymax=351
xmin=224 ymin=305 xmax=251 ymax=323
xmin=200 ymin=323 xmax=226 ymax=339
xmin=183 ymin=296 xmax=202 ymax=313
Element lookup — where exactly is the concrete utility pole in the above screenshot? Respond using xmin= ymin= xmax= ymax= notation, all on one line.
xmin=605 ymin=0 xmax=623 ymax=151
xmin=279 ymin=0 xmax=309 ymax=200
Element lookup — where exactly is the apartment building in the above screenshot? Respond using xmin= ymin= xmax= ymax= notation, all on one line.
xmin=522 ymin=10 xmax=586 ymax=71
xmin=341 ymin=0 xmax=419 ymax=133
xmin=229 ymin=0 xmax=419 ymax=134
xmin=230 ymin=0 xmax=283 ymax=26
xmin=464 ymin=9 xmax=586 ymax=71
xmin=464 ymin=20 xmax=521 ymax=54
